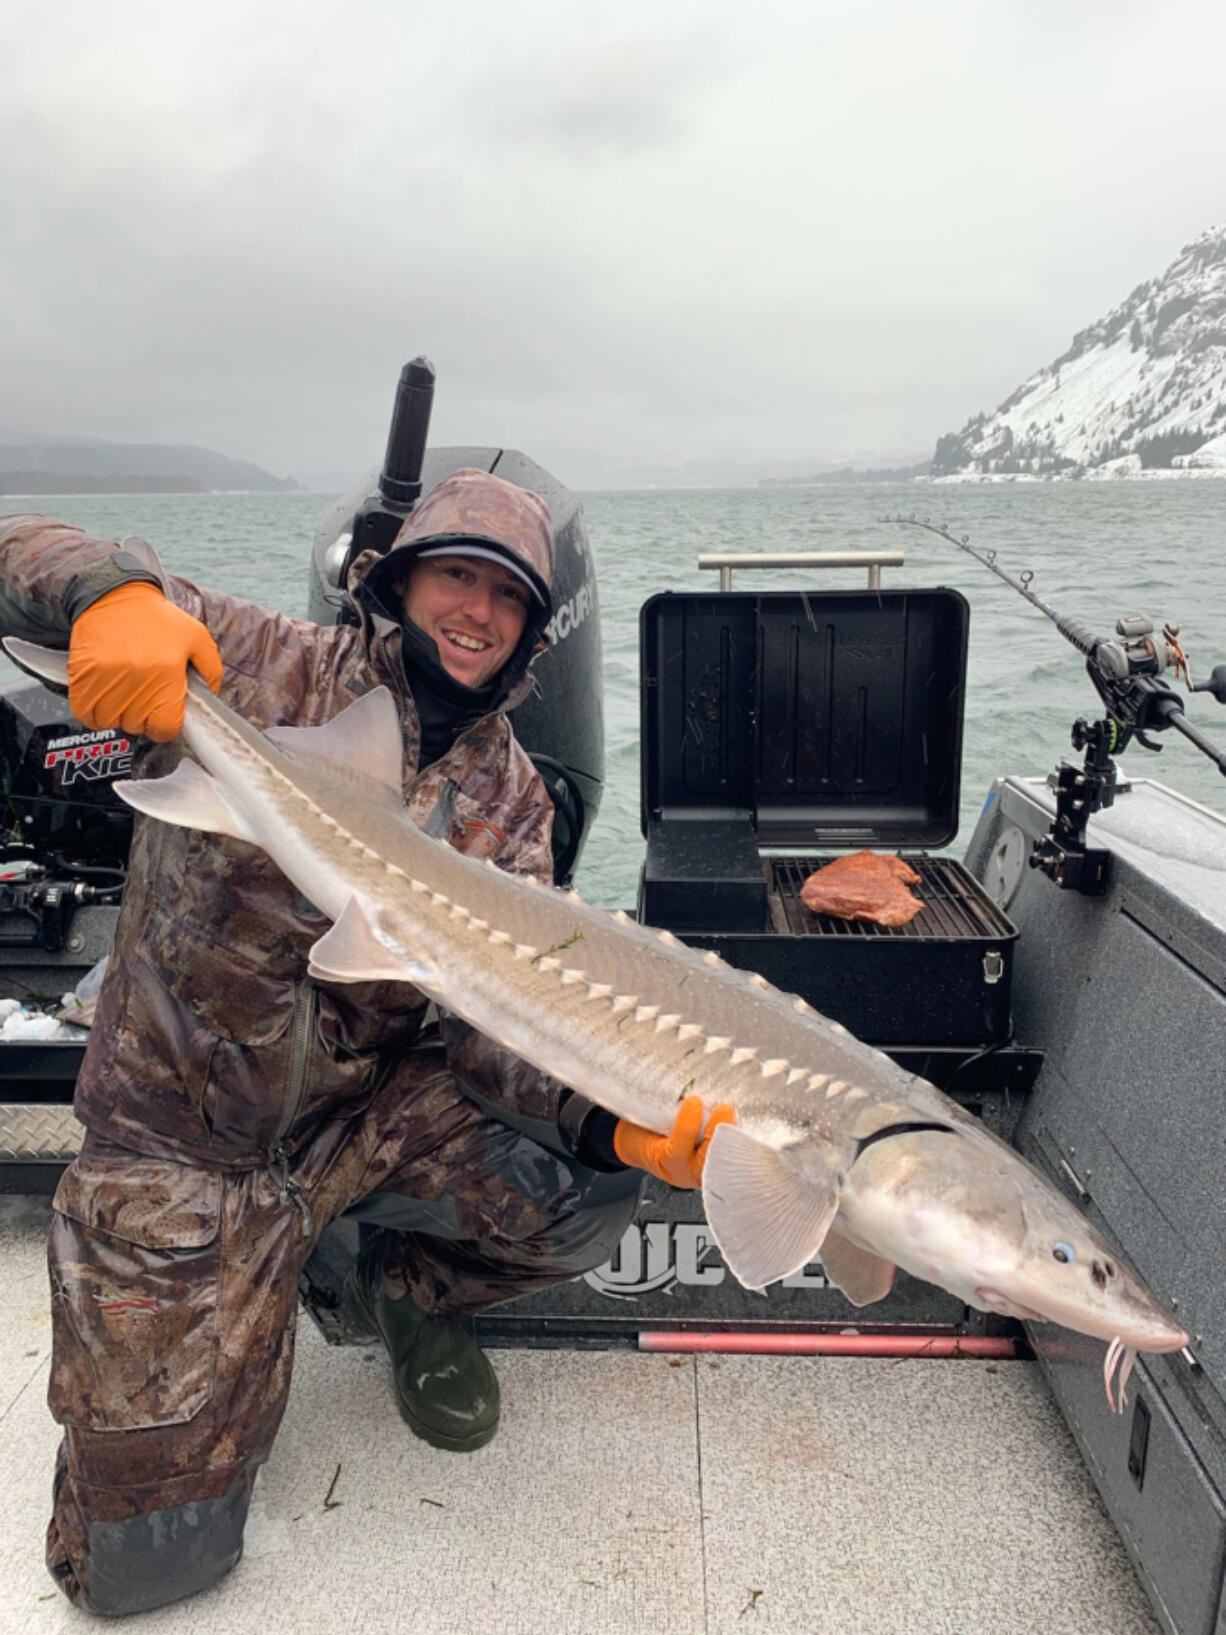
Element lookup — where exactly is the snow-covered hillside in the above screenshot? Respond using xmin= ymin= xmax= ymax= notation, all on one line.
xmin=933 ymin=227 xmax=1226 ymax=479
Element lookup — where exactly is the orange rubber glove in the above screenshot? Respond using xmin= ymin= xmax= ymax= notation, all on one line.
xmin=67 ymin=582 xmax=223 ymax=741
xmin=613 ymin=1095 xmax=735 ymax=1190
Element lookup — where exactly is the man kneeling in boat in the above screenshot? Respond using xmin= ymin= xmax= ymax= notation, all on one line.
xmin=0 ymin=471 xmax=728 ymax=1616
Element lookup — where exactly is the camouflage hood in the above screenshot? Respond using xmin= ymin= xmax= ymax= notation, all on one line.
xmin=352 ymin=468 xmax=555 ymax=709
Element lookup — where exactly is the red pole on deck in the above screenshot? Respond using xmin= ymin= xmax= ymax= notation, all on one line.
xmin=638 ymin=1332 xmax=1020 ymax=1358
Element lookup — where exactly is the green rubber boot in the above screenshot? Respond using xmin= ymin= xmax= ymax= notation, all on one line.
xmin=343 ymin=1234 xmax=500 ymax=1452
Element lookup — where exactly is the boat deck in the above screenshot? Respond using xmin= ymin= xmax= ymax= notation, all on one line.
xmin=0 ymin=1196 xmax=1161 ymax=1635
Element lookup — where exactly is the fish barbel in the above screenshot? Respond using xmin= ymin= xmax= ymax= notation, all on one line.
xmin=6 ymin=640 xmax=1188 ymax=1410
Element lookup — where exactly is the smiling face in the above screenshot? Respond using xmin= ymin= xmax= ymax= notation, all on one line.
xmin=400 ymin=553 xmax=531 ymax=689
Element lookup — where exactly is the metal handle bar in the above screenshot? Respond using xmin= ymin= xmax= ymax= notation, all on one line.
xmin=697 ymin=551 xmax=905 ymax=592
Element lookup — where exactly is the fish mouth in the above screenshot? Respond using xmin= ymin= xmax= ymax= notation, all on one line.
xmin=974 ymin=1286 xmax=1050 ymax=1323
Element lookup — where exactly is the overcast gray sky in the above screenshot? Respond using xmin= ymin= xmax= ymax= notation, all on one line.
xmin=2 ymin=0 xmax=1223 ymax=488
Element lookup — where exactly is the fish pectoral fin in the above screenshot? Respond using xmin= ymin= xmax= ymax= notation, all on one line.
xmin=818 ymin=1229 xmax=896 ymax=1306
xmin=307 ymin=896 xmax=438 ymax=986
xmin=701 ymin=1123 xmax=839 ymax=1292
xmin=266 ymin=689 xmax=405 ymax=797
xmin=112 ymin=762 xmax=256 ymax=842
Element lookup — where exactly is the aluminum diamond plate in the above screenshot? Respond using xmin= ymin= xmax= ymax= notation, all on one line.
xmin=0 ymin=1103 xmax=84 ymax=1160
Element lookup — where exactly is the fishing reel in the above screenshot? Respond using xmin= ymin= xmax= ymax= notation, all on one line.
xmin=1096 ymin=613 xmax=1182 ymax=689
xmin=1096 ymin=614 xmax=1226 ymax=707
xmin=1083 ymin=611 xmax=1226 ymax=765
xmin=1089 ymin=615 xmax=1196 ymax=752
xmin=1035 ymin=610 xmax=1226 ymax=895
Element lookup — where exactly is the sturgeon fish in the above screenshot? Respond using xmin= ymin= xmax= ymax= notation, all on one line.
xmin=7 ymin=639 xmax=1188 ymax=1409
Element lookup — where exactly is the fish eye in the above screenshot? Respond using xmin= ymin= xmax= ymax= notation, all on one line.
xmin=1052 ymin=1241 xmax=1076 ymax=1264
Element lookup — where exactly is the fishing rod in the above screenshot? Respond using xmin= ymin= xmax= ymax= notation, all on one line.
xmin=892 ymin=515 xmax=1226 ymax=894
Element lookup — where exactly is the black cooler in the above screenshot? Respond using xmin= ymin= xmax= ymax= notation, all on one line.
xmin=637 ymin=585 xmax=1018 ymax=1050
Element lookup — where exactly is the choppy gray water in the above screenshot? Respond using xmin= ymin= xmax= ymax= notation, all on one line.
xmin=8 ymin=482 xmax=1226 ymax=906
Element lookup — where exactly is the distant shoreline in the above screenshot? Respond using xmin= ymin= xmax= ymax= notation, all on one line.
xmin=0 ymin=487 xmax=322 ymax=499
xmin=763 ymin=466 xmax=1226 ymax=488
xmin=6 ymin=468 xmax=1225 ymax=502
xmin=930 ymin=466 xmax=1226 ymax=485
xmin=0 ymin=474 xmax=203 ymax=496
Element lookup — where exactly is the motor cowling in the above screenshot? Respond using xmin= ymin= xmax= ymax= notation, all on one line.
xmin=0 ymin=669 xmax=134 ymax=869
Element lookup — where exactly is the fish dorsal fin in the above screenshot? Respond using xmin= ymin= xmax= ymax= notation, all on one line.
xmin=266 ymin=688 xmax=404 ymax=796
xmin=3 ymin=637 xmax=69 ymax=688
xmin=702 ymin=1123 xmax=840 ymax=1292
xmin=818 ymin=1229 xmax=896 ymax=1306
xmin=308 ymin=895 xmax=439 ymax=987
xmin=118 ymin=535 xmax=169 ymax=588
xmin=113 ymin=760 xmax=257 ymax=842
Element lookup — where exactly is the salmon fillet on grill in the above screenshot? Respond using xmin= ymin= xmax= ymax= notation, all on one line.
xmin=800 ymin=850 xmax=924 ymax=927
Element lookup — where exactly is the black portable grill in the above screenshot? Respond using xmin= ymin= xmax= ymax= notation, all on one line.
xmin=637 ymin=583 xmax=1019 ymax=1047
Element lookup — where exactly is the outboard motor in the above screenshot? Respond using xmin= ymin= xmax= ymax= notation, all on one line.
xmin=0 ymin=670 xmax=130 ymax=949
xmin=308 ymin=359 xmax=605 ymax=885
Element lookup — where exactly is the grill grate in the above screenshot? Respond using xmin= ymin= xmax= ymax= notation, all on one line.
xmin=770 ymin=855 xmax=1012 ymax=941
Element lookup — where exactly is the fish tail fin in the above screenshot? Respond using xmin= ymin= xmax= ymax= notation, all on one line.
xmin=3 ymin=637 xmax=70 ymax=688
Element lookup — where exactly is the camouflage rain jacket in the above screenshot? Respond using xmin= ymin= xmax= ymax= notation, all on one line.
xmin=0 ymin=475 xmax=559 ymax=1169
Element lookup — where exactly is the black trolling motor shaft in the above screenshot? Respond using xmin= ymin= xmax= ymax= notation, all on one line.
xmin=348 ymin=357 xmax=438 ymax=565
xmin=326 ymin=358 xmax=439 ymax=627
xmin=379 ymin=357 xmax=436 ymax=510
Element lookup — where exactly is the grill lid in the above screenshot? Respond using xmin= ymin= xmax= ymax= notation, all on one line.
xmin=640 ymin=587 xmax=970 ymax=848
